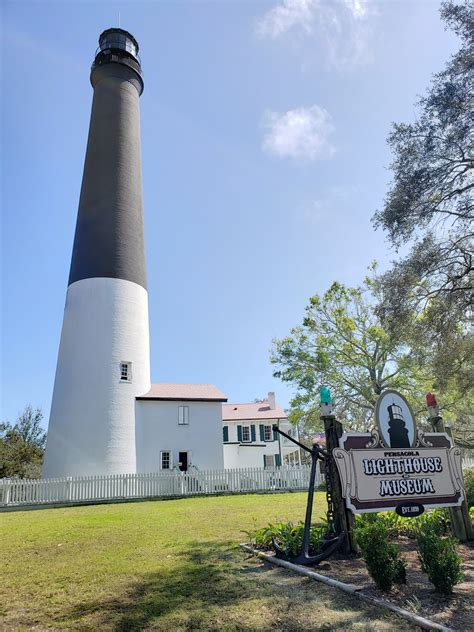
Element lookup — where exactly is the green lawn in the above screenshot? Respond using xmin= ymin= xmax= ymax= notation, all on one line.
xmin=1 ymin=493 xmax=409 ymax=630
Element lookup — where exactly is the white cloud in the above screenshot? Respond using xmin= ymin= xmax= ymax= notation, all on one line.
xmin=343 ymin=0 xmax=370 ymax=20
xmin=256 ymin=0 xmax=316 ymax=38
xmin=261 ymin=105 xmax=335 ymax=161
xmin=255 ymin=0 xmax=376 ymax=68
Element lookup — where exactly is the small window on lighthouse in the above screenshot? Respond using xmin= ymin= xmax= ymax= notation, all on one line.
xmin=120 ymin=362 xmax=132 ymax=382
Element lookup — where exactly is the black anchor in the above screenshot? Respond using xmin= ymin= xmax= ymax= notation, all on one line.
xmin=272 ymin=426 xmax=345 ymax=565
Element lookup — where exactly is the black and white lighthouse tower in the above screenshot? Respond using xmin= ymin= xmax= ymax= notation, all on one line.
xmin=43 ymin=29 xmax=150 ymax=477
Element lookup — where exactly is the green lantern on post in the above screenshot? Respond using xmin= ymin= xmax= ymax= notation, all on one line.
xmin=320 ymin=386 xmax=334 ymax=417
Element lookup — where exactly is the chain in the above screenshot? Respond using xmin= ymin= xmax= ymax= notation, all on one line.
xmin=324 ymin=455 xmax=336 ymax=533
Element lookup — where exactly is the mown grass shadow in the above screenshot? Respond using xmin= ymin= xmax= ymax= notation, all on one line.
xmin=63 ymin=540 xmax=249 ymax=630
xmin=62 ymin=540 xmax=409 ymax=631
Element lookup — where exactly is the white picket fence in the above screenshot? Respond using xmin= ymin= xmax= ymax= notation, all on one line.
xmin=0 ymin=465 xmax=315 ymax=508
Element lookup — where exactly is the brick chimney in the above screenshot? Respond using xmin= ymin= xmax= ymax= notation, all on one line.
xmin=267 ymin=392 xmax=276 ymax=410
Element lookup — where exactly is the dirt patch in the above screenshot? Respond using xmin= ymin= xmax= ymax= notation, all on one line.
xmin=313 ymin=539 xmax=473 ymax=631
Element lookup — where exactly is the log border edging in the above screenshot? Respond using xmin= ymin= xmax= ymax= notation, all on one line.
xmin=240 ymin=544 xmax=454 ymax=632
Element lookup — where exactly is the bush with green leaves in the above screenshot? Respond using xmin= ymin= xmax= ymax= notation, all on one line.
xmin=363 ymin=508 xmax=450 ymax=540
xmin=462 ymin=467 xmax=474 ymax=508
xmin=244 ymin=521 xmax=329 ymax=556
xmin=354 ymin=514 xmax=406 ymax=591
xmin=414 ymin=517 xmax=463 ymax=594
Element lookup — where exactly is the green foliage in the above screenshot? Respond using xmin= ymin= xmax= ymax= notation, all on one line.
xmin=244 ymin=521 xmax=329 ymax=556
xmin=415 ymin=517 xmax=463 ymax=594
xmin=271 ymin=266 xmax=472 ymax=442
xmin=271 ymin=271 xmax=419 ymax=432
xmin=354 ymin=514 xmax=406 ymax=591
xmin=412 ymin=508 xmax=450 ymax=537
xmin=373 ymin=1 xmax=473 ymax=313
xmin=371 ymin=0 xmax=474 ymax=447
xmin=355 ymin=510 xmax=461 ymax=594
xmin=0 ymin=406 xmax=46 ymax=479
xmin=462 ymin=468 xmax=474 ymax=508
xmin=356 ymin=508 xmax=450 ymax=540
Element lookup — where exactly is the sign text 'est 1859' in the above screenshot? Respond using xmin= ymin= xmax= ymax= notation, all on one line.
xmin=395 ymin=502 xmax=425 ymax=518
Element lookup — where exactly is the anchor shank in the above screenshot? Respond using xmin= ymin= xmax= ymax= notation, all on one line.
xmin=301 ymin=445 xmax=318 ymax=556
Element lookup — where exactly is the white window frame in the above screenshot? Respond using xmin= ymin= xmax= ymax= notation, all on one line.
xmin=264 ymin=425 xmax=273 ymax=441
xmin=160 ymin=450 xmax=172 ymax=470
xmin=178 ymin=406 xmax=189 ymax=425
xmin=241 ymin=425 xmax=251 ymax=442
xmin=119 ymin=361 xmax=132 ymax=383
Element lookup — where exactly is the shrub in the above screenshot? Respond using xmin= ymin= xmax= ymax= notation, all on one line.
xmin=415 ymin=520 xmax=463 ymax=594
xmin=463 ymin=467 xmax=474 ymax=508
xmin=244 ymin=521 xmax=329 ymax=556
xmin=354 ymin=515 xmax=406 ymax=591
xmin=413 ymin=508 xmax=449 ymax=536
xmin=365 ymin=508 xmax=450 ymax=540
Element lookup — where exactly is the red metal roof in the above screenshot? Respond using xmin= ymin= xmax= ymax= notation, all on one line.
xmin=222 ymin=401 xmax=286 ymax=421
xmin=137 ymin=384 xmax=227 ymax=402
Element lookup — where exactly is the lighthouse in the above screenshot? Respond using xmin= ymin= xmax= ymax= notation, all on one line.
xmin=42 ymin=29 xmax=150 ymax=477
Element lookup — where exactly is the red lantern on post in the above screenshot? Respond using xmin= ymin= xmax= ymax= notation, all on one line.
xmin=426 ymin=391 xmax=440 ymax=425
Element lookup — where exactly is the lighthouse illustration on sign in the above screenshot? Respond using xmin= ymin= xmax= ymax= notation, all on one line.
xmin=386 ymin=402 xmax=410 ymax=448
xmin=375 ymin=390 xmax=417 ymax=449
xmin=42 ymin=29 xmax=150 ymax=477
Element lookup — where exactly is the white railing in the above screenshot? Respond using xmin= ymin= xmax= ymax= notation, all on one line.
xmin=0 ymin=465 xmax=315 ymax=508
xmin=463 ymin=457 xmax=474 ymax=470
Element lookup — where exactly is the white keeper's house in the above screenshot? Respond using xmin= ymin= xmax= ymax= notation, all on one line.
xmin=223 ymin=392 xmax=301 ymax=469
xmin=135 ymin=383 xmax=227 ymax=472
xmin=134 ymin=387 xmax=299 ymax=473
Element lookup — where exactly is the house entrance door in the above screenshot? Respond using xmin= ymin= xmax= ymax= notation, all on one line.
xmin=178 ymin=452 xmax=188 ymax=472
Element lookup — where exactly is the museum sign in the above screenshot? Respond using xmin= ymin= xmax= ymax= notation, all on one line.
xmin=334 ymin=390 xmax=465 ymax=514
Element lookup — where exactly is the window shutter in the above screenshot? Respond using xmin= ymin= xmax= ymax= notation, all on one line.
xmin=223 ymin=426 xmax=229 ymax=442
xmin=251 ymin=425 xmax=256 ymax=442
xmin=263 ymin=455 xmax=267 ymax=468
xmin=273 ymin=425 xmax=279 ymax=441
xmin=259 ymin=424 xmax=264 ymax=441
xmin=275 ymin=454 xmax=281 ymax=467
xmin=237 ymin=425 xmax=242 ymax=442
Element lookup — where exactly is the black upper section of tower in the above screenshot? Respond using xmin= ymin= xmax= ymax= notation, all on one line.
xmin=67 ymin=28 xmax=147 ymax=291
xmin=92 ymin=28 xmax=143 ymax=93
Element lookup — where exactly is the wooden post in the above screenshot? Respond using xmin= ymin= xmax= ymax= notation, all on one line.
xmin=431 ymin=416 xmax=473 ymax=542
xmin=323 ymin=414 xmax=357 ymax=553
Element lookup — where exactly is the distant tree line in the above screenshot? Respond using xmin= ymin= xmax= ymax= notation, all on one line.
xmin=1 ymin=406 xmax=46 ymax=478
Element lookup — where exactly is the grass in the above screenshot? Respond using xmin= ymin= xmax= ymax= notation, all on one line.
xmin=1 ymin=493 xmax=410 ymax=630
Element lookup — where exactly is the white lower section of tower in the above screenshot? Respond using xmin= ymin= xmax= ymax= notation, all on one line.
xmin=42 ymin=277 xmax=150 ymax=478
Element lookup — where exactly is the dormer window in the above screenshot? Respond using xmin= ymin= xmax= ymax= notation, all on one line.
xmin=120 ymin=362 xmax=132 ymax=382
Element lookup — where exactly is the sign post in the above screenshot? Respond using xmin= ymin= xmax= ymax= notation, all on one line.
xmin=320 ymin=388 xmax=357 ymax=553
xmin=427 ymin=393 xmax=473 ymax=542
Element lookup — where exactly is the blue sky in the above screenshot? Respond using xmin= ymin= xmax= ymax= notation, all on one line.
xmin=1 ymin=0 xmax=459 ymax=428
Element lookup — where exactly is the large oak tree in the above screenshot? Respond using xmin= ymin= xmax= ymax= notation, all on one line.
xmin=373 ymin=1 xmax=473 ymax=315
